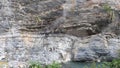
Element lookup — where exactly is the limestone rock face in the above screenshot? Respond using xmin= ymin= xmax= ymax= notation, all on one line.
xmin=73 ymin=34 xmax=120 ymax=62
xmin=0 ymin=0 xmax=118 ymax=36
xmin=0 ymin=34 xmax=72 ymax=67
xmin=0 ymin=0 xmax=120 ymax=68
xmin=0 ymin=34 xmax=119 ymax=68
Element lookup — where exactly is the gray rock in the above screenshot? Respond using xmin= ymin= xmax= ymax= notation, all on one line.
xmin=72 ymin=34 xmax=120 ymax=62
xmin=73 ymin=47 xmax=98 ymax=62
xmin=0 ymin=0 xmax=120 ymax=68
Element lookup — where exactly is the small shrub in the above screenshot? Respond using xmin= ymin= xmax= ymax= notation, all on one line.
xmin=29 ymin=61 xmax=61 ymax=68
xmin=104 ymin=59 xmax=120 ymax=68
xmin=102 ymin=3 xmax=114 ymax=20
xmin=90 ymin=62 xmax=96 ymax=68
xmin=46 ymin=62 xmax=61 ymax=68
xmin=101 ymin=64 xmax=108 ymax=68
xmin=29 ymin=61 xmax=42 ymax=68
xmin=102 ymin=4 xmax=112 ymax=13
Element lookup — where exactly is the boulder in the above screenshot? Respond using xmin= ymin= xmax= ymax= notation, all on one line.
xmin=72 ymin=34 xmax=120 ymax=62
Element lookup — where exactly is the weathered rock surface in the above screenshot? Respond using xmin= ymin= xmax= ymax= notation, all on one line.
xmin=0 ymin=34 xmax=119 ymax=68
xmin=73 ymin=34 xmax=120 ymax=62
xmin=0 ymin=0 xmax=120 ymax=68
xmin=2 ymin=34 xmax=72 ymax=67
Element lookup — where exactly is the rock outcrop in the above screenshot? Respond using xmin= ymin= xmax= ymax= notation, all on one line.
xmin=0 ymin=34 xmax=119 ymax=68
xmin=0 ymin=0 xmax=120 ymax=68
xmin=73 ymin=34 xmax=120 ymax=62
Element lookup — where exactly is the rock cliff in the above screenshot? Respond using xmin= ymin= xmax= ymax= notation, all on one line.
xmin=0 ymin=0 xmax=120 ymax=68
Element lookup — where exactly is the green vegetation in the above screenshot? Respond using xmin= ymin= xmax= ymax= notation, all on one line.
xmin=45 ymin=61 xmax=61 ymax=68
xmin=104 ymin=59 xmax=120 ymax=68
xmin=102 ymin=4 xmax=112 ymax=13
xmin=29 ymin=61 xmax=61 ymax=68
xmin=82 ymin=59 xmax=120 ymax=68
xmin=28 ymin=60 xmax=120 ymax=68
xmin=35 ymin=16 xmax=43 ymax=24
xmin=29 ymin=61 xmax=42 ymax=68
xmin=90 ymin=62 xmax=97 ymax=68
xmin=102 ymin=3 xmax=114 ymax=21
xmin=102 ymin=50 xmax=120 ymax=68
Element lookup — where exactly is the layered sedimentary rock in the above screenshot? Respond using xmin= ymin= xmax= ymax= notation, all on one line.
xmin=0 ymin=0 xmax=120 ymax=68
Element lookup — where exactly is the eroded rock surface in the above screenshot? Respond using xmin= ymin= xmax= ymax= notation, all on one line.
xmin=0 ymin=0 xmax=120 ymax=68
xmin=0 ymin=34 xmax=119 ymax=68
xmin=73 ymin=34 xmax=120 ymax=62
